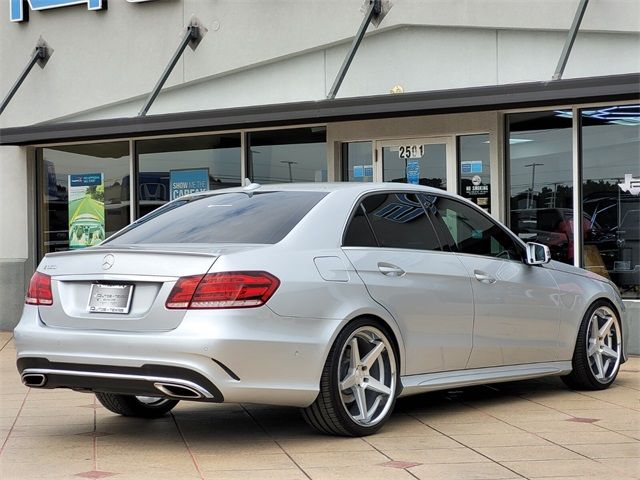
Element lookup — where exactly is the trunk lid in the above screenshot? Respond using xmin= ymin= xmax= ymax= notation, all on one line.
xmin=37 ymin=244 xmax=250 ymax=331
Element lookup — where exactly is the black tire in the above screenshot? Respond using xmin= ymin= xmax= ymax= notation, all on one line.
xmin=301 ymin=317 xmax=400 ymax=436
xmin=561 ymin=300 xmax=622 ymax=391
xmin=95 ymin=393 xmax=179 ymax=418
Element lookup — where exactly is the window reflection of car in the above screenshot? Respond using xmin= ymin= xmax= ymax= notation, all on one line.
xmin=613 ymin=209 xmax=640 ymax=290
xmin=511 ymin=208 xmax=578 ymax=262
xmin=510 ymin=208 xmax=613 ymax=263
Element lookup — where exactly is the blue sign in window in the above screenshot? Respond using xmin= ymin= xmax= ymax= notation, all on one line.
xmin=461 ymin=161 xmax=483 ymax=174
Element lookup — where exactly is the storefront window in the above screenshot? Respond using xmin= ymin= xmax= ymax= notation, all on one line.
xmin=581 ymin=105 xmax=640 ymax=299
xmin=136 ymin=134 xmax=241 ymax=217
xmin=38 ymin=143 xmax=130 ymax=254
xmin=507 ymin=111 xmax=573 ymax=264
xmin=458 ymin=134 xmax=490 ymax=211
xmin=342 ymin=141 xmax=373 ymax=182
xmin=248 ymin=127 xmax=326 ymax=184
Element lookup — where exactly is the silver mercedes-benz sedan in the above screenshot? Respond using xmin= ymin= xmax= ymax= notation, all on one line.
xmin=15 ymin=183 xmax=628 ymax=436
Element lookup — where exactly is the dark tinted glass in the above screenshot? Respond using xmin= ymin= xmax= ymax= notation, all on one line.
xmin=434 ymin=197 xmax=522 ymax=260
xmin=581 ymin=105 xmax=640 ymax=299
xmin=106 ymin=191 xmax=326 ymax=245
xmin=343 ymin=205 xmax=377 ymax=247
xmin=361 ymin=193 xmax=441 ymax=251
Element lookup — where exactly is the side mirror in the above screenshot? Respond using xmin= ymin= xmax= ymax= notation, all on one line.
xmin=525 ymin=242 xmax=551 ymax=265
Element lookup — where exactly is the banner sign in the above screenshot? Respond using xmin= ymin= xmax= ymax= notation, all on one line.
xmin=11 ymin=0 xmax=103 ymax=22
xmin=68 ymin=173 xmax=105 ymax=249
xmin=10 ymin=0 xmax=158 ymax=22
xmin=169 ymin=168 xmax=210 ymax=200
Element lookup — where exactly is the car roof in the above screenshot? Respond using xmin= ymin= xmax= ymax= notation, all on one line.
xmin=186 ymin=182 xmax=459 ymax=199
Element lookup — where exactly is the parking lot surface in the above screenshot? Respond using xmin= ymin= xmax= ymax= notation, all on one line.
xmin=0 ymin=332 xmax=638 ymax=480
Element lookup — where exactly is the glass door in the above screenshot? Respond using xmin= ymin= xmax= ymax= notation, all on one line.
xmin=375 ymin=137 xmax=456 ymax=192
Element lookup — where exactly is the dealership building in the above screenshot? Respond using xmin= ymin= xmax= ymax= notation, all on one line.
xmin=0 ymin=0 xmax=638 ymax=350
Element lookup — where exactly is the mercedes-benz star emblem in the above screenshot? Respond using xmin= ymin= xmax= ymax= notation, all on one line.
xmin=102 ymin=254 xmax=115 ymax=270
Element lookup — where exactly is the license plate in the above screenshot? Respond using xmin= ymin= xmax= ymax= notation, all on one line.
xmin=88 ymin=284 xmax=133 ymax=314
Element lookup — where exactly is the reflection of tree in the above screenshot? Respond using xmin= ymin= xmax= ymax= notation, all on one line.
xmin=583 ymin=179 xmax=619 ymax=197
xmin=511 ymin=184 xmax=572 ymax=210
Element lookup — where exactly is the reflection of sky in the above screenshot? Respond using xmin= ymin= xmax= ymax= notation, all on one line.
xmin=44 ymin=148 xmax=128 ymax=191
xmin=139 ymin=148 xmax=240 ymax=183
xmin=251 ymin=143 xmax=327 ymax=183
xmin=108 ymin=191 xmax=325 ymax=245
xmin=509 ymin=122 xmax=639 ymax=196
xmin=68 ymin=187 xmax=90 ymax=203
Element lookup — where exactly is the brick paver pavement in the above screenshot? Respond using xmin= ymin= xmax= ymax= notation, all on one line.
xmin=1 ymin=332 xmax=638 ymax=479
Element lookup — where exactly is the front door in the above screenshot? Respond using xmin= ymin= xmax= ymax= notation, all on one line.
xmin=376 ymin=137 xmax=456 ymax=193
xmin=430 ymin=195 xmax=563 ymax=367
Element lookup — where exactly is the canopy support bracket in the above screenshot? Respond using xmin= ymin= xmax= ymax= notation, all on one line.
xmin=327 ymin=0 xmax=389 ymax=100
xmin=0 ymin=37 xmax=53 ymax=117
xmin=138 ymin=16 xmax=207 ymax=117
xmin=552 ymin=0 xmax=589 ymax=81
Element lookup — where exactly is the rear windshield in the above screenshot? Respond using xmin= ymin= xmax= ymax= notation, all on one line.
xmin=106 ymin=191 xmax=327 ymax=245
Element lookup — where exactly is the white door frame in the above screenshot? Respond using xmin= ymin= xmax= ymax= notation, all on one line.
xmin=374 ymin=136 xmax=457 ymax=193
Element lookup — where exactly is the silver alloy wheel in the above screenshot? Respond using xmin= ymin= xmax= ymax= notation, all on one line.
xmin=586 ymin=306 xmax=622 ymax=384
xmin=338 ymin=326 xmax=396 ymax=427
xmin=135 ymin=396 xmax=172 ymax=406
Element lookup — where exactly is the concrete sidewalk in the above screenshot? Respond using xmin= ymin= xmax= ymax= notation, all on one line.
xmin=0 ymin=331 xmax=638 ymax=480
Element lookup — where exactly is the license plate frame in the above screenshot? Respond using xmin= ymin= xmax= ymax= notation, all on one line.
xmin=87 ymin=284 xmax=134 ymax=314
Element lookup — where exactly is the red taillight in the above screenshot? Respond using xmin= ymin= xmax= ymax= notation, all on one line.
xmin=25 ymin=272 xmax=53 ymax=306
xmin=165 ymin=271 xmax=280 ymax=310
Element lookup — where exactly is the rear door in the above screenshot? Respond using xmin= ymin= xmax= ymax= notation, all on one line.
xmin=342 ymin=192 xmax=474 ymax=375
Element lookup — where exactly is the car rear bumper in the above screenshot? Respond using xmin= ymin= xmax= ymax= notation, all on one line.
xmin=14 ymin=305 xmax=344 ymax=408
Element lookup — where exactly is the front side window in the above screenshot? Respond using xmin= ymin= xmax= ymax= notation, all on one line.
xmin=434 ymin=197 xmax=522 ymax=261
xmin=106 ymin=191 xmax=326 ymax=245
xmin=348 ymin=193 xmax=441 ymax=251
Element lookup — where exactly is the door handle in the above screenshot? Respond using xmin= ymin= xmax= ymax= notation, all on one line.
xmin=474 ymin=270 xmax=496 ymax=284
xmin=378 ymin=262 xmax=405 ymax=277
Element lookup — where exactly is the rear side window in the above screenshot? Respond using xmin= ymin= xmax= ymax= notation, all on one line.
xmin=346 ymin=192 xmax=441 ymax=251
xmin=343 ymin=205 xmax=377 ymax=247
xmin=106 ymin=191 xmax=327 ymax=245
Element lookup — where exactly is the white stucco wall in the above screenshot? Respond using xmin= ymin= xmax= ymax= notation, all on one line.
xmin=0 ymin=0 xmax=638 ymax=127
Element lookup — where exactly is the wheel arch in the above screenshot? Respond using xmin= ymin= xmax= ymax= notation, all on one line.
xmin=584 ymin=296 xmax=626 ymax=363
xmin=317 ymin=308 xmax=406 ymax=386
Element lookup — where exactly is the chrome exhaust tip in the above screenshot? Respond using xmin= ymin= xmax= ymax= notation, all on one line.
xmin=154 ymin=382 xmax=203 ymax=399
xmin=22 ymin=373 xmax=47 ymax=388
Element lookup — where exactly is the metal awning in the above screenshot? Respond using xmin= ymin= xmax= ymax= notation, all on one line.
xmin=0 ymin=73 xmax=638 ymax=146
